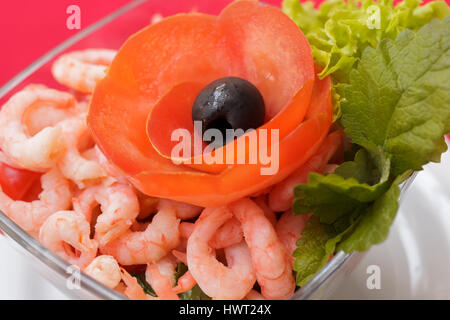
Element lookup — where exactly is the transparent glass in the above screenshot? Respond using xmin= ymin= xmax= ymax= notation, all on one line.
xmin=0 ymin=0 xmax=417 ymax=300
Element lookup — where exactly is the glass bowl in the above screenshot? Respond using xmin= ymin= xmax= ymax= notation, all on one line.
xmin=0 ymin=0 xmax=417 ymax=300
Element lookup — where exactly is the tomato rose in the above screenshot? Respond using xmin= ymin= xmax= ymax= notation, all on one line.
xmin=88 ymin=0 xmax=333 ymax=207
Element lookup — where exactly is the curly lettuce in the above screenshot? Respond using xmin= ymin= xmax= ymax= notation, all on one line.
xmin=292 ymin=15 xmax=450 ymax=286
xmin=282 ymin=0 xmax=450 ymax=118
xmin=283 ymin=0 xmax=449 ymax=80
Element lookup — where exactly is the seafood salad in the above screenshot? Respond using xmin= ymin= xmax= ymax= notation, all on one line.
xmin=0 ymin=0 xmax=449 ymax=300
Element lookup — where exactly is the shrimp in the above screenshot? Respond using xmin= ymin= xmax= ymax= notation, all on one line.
xmin=0 ymin=86 xmax=75 ymax=171
xmin=39 ymin=211 xmax=98 ymax=268
xmin=85 ymin=255 xmax=121 ymax=289
xmin=172 ymin=250 xmax=187 ymax=265
xmin=73 ymin=183 xmax=140 ymax=246
xmin=208 ymin=217 xmax=243 ymax=249
xmin=159 ymin=198 xmax=203 ymax=220
xmin=187 ymin=207 xmax=256 ymax=300
xmin=146 ymin=259 xmax=179 ymax=300
xmin=100 ymin=205 xmax=180 ymax=265
xmin=0 ymin=168 xmax=72 ymax=234
xmin=145 ymin=254 xmax=197 ymax=297
xmin=245 ymin=290 xmax=266 ymax=300
xmin=276 ymin=210 xmax=310 ymax=266
xmin=58 ymin=117 xmax=106 ymax=188
xmin=179 ymin=222 xmax=195 ymax=239
xmin=23 ymin=97 xmax=83 ymax=138
xmin=52 ymin=49 xmax=117 ymax=93
xmin=268 ymin=130 xmax=343 ymax=212
xmin=229 ymin=198 xmax=295 ymax=300
xmin=120 ymin=268 xmax=157 ymax=300
xmin=173 ymin=271 xmax=196 ymax=294
xmin=180 ymin=220 xmax=243 ymax=250
xmin=253 ymin=195 xmax=277 ymax=227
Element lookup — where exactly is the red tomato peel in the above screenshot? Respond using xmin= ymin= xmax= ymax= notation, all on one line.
xmin=0 ymin=163 xmax=41 ymax=201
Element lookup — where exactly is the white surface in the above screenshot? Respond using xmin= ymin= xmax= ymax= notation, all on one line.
xmin=332 ymin=148 xmax=450 ymax=299
xmin=0 ymin=150 xmax=449 ymax=299
xmin=0 ymin=238 xmax=68 ymax=299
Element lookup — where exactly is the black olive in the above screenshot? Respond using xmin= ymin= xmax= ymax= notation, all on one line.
xmin=192 ymin=77 xmax=265 ymax=147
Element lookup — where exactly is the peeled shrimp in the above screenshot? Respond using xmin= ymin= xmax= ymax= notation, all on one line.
xmin=173 ymin=271 xmax=196 ymax=294
xmin=85 ymin=255 xmax=121 ymax=289
xmin=268 ymin=131 xmax=343 ymax=212
xmin=172 ymin=250 xmax=187 ymax=265
xmin=120 ymin=268 xmax=157 ymax=300
xmin=145 ymin=260 xmax=197 ymax=298
xmin=276 ymin=210 xmax=310 ymax=266
xmin=159 ymin=199 xmax=203 ymax=220
xmin=73 ymin=183 xmax=140 ymax=246
xmin=187 ymin=207 xmax=256 ymax=300
xmin=208 ymin=217 xmax=243 ymax=249
xmin=180 ymin=219 xmax=243 ymax=250
xmin=39 ymin=211 xmax=98 ymax=268
xmin=52 ymin=49 xmax=117 ymax=93
xmin=146 ymin=259 xmax=179 ymax=300
xmin=229 ymin=198 xmax=295 ymax=300
xmin=0 ymin=86 xmax=75 ymax=171
xmin=253 ymin=195 xmax=277 ymax=227
xmin=58 ymin=117 xmax=106 ymax=188
xmin=100 ymin=205 xmax=180 ymax=265
xmin=245 ymin=290 xmax=266 ymax=300
xmin=0 ymin=168 xmax=72 ymax=234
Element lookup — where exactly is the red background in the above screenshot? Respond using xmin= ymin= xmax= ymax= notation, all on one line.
xmin=0 ymin=0 xmax=446 ymax=88
xmin=0 ymin=0 xmax=281 ymax=87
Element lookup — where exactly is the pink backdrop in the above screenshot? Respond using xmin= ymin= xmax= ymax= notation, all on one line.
xmin=0 ymin=0 xmax=280 ymax=87
xmin=0 ymin=0 xmax=446 ymax=88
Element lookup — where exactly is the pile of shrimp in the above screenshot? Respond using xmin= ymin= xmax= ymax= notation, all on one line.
xmin=0 ymin=46 xmax=342 ymax=300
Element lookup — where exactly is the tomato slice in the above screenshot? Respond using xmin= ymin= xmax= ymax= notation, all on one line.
xmin=89 ymin=13 xmax=238 ymax=176
xmin=219 ymin=0 xmax=314 ymax=119
xmin=0 ymin=162 xmax=41 ymax=201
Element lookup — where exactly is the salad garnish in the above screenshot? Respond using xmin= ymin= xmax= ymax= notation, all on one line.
xmin=283 ymin=0 xmax=450 ymax=118
xmin=286 ymin=0 xmax=450 ymax=285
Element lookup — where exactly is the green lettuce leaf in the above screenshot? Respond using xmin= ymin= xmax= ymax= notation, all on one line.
xmin=293 ymin=213 xmax=360 ymax=286
xmin=293 ymin=147 xmax=391 ymax=224
xmin=341 ymin=16 xmax=450 ymax=175
xmin=293 ymin=173 xmax=409 ymax=285
xmin=282 ymin=0 xmax=449 ymax=119
xmin=337 ymin=173 xmax=408 ymax=252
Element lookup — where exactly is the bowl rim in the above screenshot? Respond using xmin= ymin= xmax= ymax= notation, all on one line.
xmin=0 ymin=0 xmax=419 ymax=300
